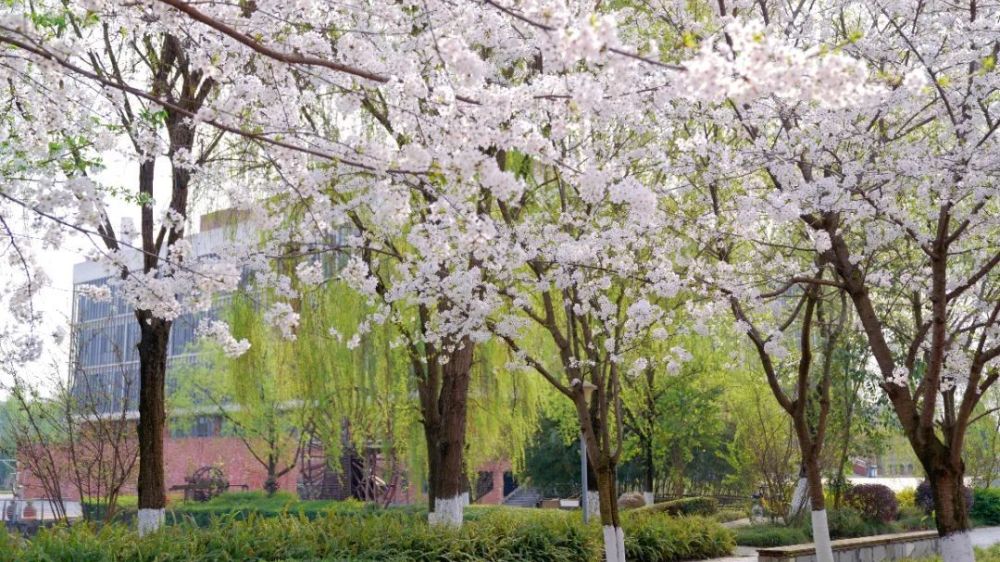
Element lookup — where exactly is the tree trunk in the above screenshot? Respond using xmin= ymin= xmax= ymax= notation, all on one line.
xmin=596 ymin=463 xmax=626 ymax=562
xmin=833 ymin=384 xmax=857 ymax=509
xmin=586 ymin=458 xmax=601 ymax=520
xmin=788 ymin=464 xmax=810 ymax=521
xmin=136 ymin=316 xmax=170 ymax=535
xmin=424 ymin=425 xmax=440 ymax=512
xmin=833 ymin=424 xmax=852 ymax=509
xmin=642 ymin=440 xmax=655 ymax=506
xmin=426 ymin=342 xmax=474 ymax=527
xmin=264 ymin=455 xmax=279 ymax=496
xmin=805 ymin=457 xmax=834 ymax=562
xmin=669 ymin=447 xmax=685 ymax=496
xmin=927 ymin=458 xmax=975 ymax=561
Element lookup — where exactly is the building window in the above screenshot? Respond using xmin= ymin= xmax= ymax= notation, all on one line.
xmin=171 ymin=415 xmax=221 ymax=438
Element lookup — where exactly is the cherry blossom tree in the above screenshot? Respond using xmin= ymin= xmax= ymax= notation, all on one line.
xmin=667 ymin=1 xmax=1000 ymax=559
xmin=0 ymin=1 xmax=247 ymax=533
xmin=0 ymin=0 xmax=880 ymax=557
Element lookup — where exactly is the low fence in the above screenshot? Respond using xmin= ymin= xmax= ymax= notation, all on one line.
xmin=757 ymin=530 xmax=939 ymax=562
xmin=1 ymin=498 xmax=83 ymax=522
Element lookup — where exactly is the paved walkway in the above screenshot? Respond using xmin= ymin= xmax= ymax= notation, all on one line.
xmin=972 ymin=526 xmax=1000 ymax=548
xmin=705 ymin=526 xmax=1000 ymax=562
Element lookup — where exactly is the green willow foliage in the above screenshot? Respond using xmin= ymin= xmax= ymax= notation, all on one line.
xmin=179 ymin=277 xmax=549 ymax=496
xmin=296 ymin=279 xmax=550 ymax=487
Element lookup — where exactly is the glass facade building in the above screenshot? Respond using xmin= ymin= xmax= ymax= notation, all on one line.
xmin=70 ymin=280 xmax=210 ymax=415
xmin=68 ymin=211 xmax=248 ymax=416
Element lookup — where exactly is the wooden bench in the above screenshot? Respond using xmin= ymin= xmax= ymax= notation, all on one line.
xmin=757 ymin=530 xmax=939 ymax=562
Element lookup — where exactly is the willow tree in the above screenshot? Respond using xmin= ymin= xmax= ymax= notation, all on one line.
xmin=173 ymin=292 xmax=310 ymax=496
xmin=292 ymin=274 xmax=546 ymax=512
xmin=294 ymin=278 xmax=417 ymax=503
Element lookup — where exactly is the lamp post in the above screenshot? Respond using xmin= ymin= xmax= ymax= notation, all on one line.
xmin=576 ymin=380 xmax=597 ymax=523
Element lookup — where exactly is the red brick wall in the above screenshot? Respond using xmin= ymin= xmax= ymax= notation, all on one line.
xmin=474 ymin=460 xmax=511 ymax=505
xmin=19 ymin=433 xmax=297 ymax=501
xmin=20 ymin=435 xmax=509 ymax=507
xmin=163 ymin=436 xmax=299 ymax=497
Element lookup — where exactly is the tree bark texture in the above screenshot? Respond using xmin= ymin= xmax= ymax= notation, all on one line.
xmin=424 ymin=340 xmax=474 ymax=526
xmin=135 ymin=316 xmax=170 ymax=534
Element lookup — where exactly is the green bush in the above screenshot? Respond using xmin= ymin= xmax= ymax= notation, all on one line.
xmin=733 ymin=523 xmax=809 ymax=547
xmin=0 ymin=512 xmax=593 ymax=562
xmin=624 ymin=514 xmax=734 ymax=561
xmin=714 ymin=508 xmax=747 ymax=523
xmin=0 ymin=508 xmax=735 ymax=562
xmin=638 ymin=496 xmax=719 ymax=517
xmin=972 ymin=488 xmax=1000 ymax=525
xmin=897 ymin=487 xmax=917 ymax=508
xmin=826 ymin=507 xmax=871 ymax=538
xmin=897 ymin=505 xmax=933 ymax=531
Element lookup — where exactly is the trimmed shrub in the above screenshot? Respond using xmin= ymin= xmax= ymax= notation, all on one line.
xmin=972 ymin=488 xmax=1000 ymax=525
xmin=915 ymin=480 xmax=974 ymax=514
xmin=826 ymin=507 xmax=871 ymax=538
xmin=733 ymin=523 xmax=809 ymax=547
xmin=624 ymin=514 xmax=735 ymax=561
xmin=0 ymin=508 xmax=736 ymax=562
xmin=844 ymin=483 xmax=899 ymax=523
xmin=637 ymin=496 xmax=719 ymax=517
xmin=714 ymin=508 xmax=748 ymax=523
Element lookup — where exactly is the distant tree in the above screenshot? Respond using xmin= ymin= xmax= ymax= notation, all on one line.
xmin=822 ymin=332 xmax=891 ymax=507
xmin=964 ymin=388 xmax=1000 ymax=489
xmin=522 ymin=416 xmax=581 ymax=498
xmin=723 ymin=364 xmax=799 ymax=515
xmin=174 ymin=291 xmax=310 ymax=497
xmin=621 ymin=331 xmax=730 ymax=501
xmin=2 ymin=360 xmax=138 ymax=522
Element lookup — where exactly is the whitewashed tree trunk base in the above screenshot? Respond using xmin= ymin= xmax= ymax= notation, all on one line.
xmin=586 ymin=491 xmax=601 ymax=520
xmin=137 ymin=508 xmax=164 ymax=536
xmin=603 ymin=525 xmax=627 ymax=562
xmin=428 ymin=494 xmax=466 ymax=527
xmin=811 ymin=509 xmax=834 ymax=562
xmin=642 ymin=491 xmax=654 ymax=506
xmin=940 ymin=531 xmax=975 ymax=562
xmin=788 ymin=476 xmax=810 ymax=520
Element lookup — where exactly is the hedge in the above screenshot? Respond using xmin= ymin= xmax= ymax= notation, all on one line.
xmin=0 ymin=508 xmax=735 ymax=562
xmin=84 ymin=491 xmax=427 ymax=527
xmin=733 ymin=506 xmax=935 ymax=548
xmin=624 ymin=514 xmax=734 ymax=560
xmin=636 ymin=496 xmax=719 ymax=517
xmin=972 ymin=488 xmax=1000 ymax=526
xmin=733 ymin=523 xmax=810 ymax=547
